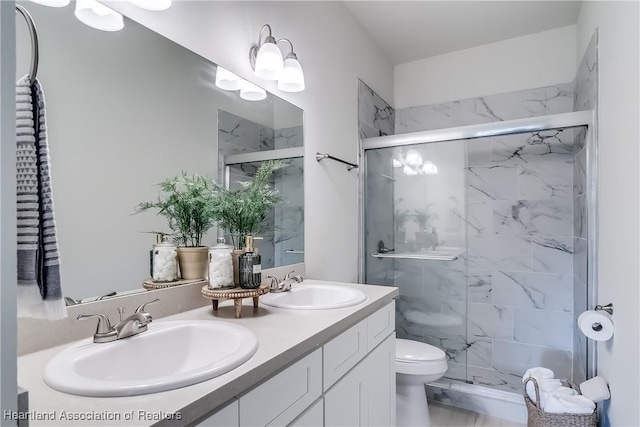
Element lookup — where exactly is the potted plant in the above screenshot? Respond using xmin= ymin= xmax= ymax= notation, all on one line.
xmin=413 ymin=206 xmax=438 ymax=247
xmin=212 ymin=160 xmax=285 ymax=247
xmin=211 ymin=160 xmax=285 ymax=284
xmin=136 ymin=172 xmax=218 ymax=280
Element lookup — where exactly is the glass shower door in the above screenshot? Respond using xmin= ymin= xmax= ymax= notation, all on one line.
xmin=364 ymin=140 xmax=468 ymax=384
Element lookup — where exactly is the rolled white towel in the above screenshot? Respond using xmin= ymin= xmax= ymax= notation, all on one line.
xmin=525 ymin=379 xmax=563 ymax=403
xmin=522 ymin=367 xmax=555 ymax=383
xmin=544 ymin=393 xmax=595 ymax=415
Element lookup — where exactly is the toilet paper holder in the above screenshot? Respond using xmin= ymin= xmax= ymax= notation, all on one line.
xmin=595 ymin=303 xmax=613 ymax=315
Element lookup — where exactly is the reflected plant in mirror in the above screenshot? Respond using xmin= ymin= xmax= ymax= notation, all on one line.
xmin=213 ymin=160 xmax=286 ymax=249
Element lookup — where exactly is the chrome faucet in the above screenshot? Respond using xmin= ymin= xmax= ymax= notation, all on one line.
xmin=77 ymin=299 xmax=159 ymax=343
xmin=267 ymin=271 xmax=303 ymax=293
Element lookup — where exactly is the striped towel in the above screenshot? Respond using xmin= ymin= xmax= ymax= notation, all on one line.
xmin=16 ymin=75 xmax=66 ymax=319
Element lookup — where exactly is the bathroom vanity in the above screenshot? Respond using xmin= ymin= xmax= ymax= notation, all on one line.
xmin=17 ymin=281 xmax=398 ymax=426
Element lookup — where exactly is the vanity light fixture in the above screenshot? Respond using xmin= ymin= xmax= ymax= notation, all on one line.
xmin=250 ymin=24 xmax=305 ymax=92
xmin=403 ymin=165 xmax=418 ymax=176
xmin=240 ymin=81 xmax=267 ymax=101
xmin=392 ymin=158 xmax=403 ymax=168
xmin=215 ymin=66 xmax=243 ymax=91
xmin=75 ymin=0 xmax=124 ymax=32
xmin=129 ymin=0 xmax=172 ymax=11
xmin=405 ymin=149 xmax=423 ymax=166
xmin=421 ymin=161 xmax=438 ymax=175
xmin=30 ymin=0 xmax=70 ymax=7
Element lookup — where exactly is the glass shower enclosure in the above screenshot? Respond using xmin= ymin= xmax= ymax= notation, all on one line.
xmin=362 ymin=111 xmax=595 ymax=397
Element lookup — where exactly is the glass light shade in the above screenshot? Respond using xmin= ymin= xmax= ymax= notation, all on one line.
xmin=405 ymin=149 xmax=423 ymax=166
xmin=392 ymin=158 xmax=402 ymax=168
xmin=403 ymin=165 xmax=418 ymax=176
xmin=254 ymin=42 xmax=284 ymax=80
xmin=421 ymin=161 xmax=438 ymax=175
xmin=215 ymin=67 xmax=243 ymax=91
xmin=75 ymin=0 xmax=124 ymax=32
xmin=240 ymin=81 xmax=267 ymax=101
xmin=277 ymin=57 xmax=305 ymax=92
xmin=30 ymin=0 xmax=70 ymax=7
xmin=129 ymin=0 xmax=172 ymax=11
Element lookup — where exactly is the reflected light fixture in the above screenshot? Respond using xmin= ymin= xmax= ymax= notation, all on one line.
xmin=215 ymin=67 xmax=243 ymax=91
xmin=421 ymin=161 xmax=439 ymax=175
xmin=129 ymin=0 xmax=172 ymax=11
xmin=405 ymin=149 xmax=423 ymax=166
xmin=403 ymin=165 xmax=418 ymax=176
xmin=250 ymin=24 xmax=306 ymax=92
xmin=392 ymin=158 xmax=402 ymax=168
xmin=75 ymin=0 xmax=124 ymax=32
xmin=240 ymin=81 xmax=267 ymax=101
xmin=30 ymin=0 xmax=70 ymax=7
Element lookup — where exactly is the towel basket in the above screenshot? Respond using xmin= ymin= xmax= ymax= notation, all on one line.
xmin=523 ymin=377 xmax=597 ymax=427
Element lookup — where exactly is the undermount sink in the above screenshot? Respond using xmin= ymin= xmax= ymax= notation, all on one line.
xmin=43 ymin=320 xmax=258 ymax=397
xmin=260 ymin=281 xmax=367 ymax=310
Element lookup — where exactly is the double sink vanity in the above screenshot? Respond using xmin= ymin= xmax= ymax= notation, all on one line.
xmin=17 ymin=280 xmax=398 ymax=426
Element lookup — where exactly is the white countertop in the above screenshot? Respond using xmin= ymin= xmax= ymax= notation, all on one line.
xmin=17 ymin=281 xmax=398 ymax=426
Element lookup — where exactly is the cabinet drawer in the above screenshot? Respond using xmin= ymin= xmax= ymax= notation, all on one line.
xmin=367 ymin=301 xmax=395 ymax=351
xmin=323 ymin=319 xmax=367 ymax=391
xmin=239 ymin=349 xmax=322 ymax=427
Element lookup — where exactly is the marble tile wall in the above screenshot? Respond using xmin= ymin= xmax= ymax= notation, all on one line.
xmin=572 ymin=30 xmax=598 ymax=384
xmin=388 ymin=83 xmax=581 ymax=394
xmin=396 ymin=83 xmax=573 ymax=134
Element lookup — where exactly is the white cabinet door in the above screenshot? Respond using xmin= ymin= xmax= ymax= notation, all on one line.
xmin=324 ymin=362 xmax=367 ymax=427
xmin=363 ymin=334 xmax=395 ymax=427
xmin=195 ymin=400 xmax=239 ymax=427
xmin=324 ymin=333 xmax=396 ymax=427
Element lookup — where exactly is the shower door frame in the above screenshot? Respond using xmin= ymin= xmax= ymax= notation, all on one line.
xmin=358 ymin=110 xmax=598 ymax=379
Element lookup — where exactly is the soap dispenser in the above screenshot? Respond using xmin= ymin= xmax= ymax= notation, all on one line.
xmin=239 ymin=236 xmax=262 ymax=289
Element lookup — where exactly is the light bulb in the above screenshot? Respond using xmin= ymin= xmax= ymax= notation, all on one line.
xmin=129 ymin=0 xmax=172 ymax=11
xmin=392 ymin=159 xmax=402 ymax=168
xmin=403 ymin=165 xmax=418 ymax=176
xmin=254 ymin=41 xmax=283 ymax=80
xmin=75 ymin=0 xmax=124 ymax=32
xmin=215 ymin=67 xmax=242 ymax=91
xmin=405 ymin=149 xmax=423 ymax=166
xmin=277 ymin=55 xmax=305 ymax=92
xmin=421 ymin=161 xmax=438 ymax=175
xmin=240 ymin=81 xmax=267 ymax=101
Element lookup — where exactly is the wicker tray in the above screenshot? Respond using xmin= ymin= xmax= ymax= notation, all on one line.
xmin=524 ymin=377 xmax=597 ymax=427
xmin=201 ymin=283 xmax=270 ymax=318
xmin=142 ymin=278 xmax=207 ymax=290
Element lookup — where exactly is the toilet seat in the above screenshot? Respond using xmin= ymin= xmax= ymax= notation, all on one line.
xmin=396 ymin=339 xmax=448 ymax=376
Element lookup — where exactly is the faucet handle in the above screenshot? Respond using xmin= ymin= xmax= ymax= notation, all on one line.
xmin=135 ymin=298 xmax=159 ymax=322
xmin=283 ymin=270 xmax=296 ymax=281
xmin=266 ymin=276 xmax=279 ymax=291
xmin=77 ymin=313 xmax=112 ymax=334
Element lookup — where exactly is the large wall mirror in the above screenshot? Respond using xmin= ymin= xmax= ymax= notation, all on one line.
xmin=15 ymin=2 xmax=304 ymax=304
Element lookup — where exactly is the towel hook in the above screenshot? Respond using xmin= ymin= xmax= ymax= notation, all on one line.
xmin=15 ymin=5 xmax=40 ymax=82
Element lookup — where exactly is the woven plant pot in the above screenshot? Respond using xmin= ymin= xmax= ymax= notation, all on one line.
xmin=523 ymin=377 xmax=597 ymax=427
xmin=176 ymin=247 xmax=208 ymax=280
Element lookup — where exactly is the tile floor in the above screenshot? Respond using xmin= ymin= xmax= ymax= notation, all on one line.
xmin=429 ymin=402 xmax=526 ymax=427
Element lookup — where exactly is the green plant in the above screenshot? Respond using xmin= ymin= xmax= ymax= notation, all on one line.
xmin=413 ymin=206 xmax=438 ymax=231
xmin=135 ymin=172 xmax=218 ymax=247
xmin=212 ymin=160 xmax=286 ymax=248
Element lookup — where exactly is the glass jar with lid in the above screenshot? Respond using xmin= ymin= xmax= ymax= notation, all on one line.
xmin=151 ymin=236 xmax=178 ymax=283
xmin=208 ymin=237 xmax=234 ymax=289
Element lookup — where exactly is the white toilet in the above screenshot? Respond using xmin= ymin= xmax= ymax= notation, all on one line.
xmin=396 ymin=338 xmax=448 ymax=427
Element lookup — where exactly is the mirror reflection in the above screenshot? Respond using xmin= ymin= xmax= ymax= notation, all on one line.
xmin=15 ymin=2 xmax=304 ymax=303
